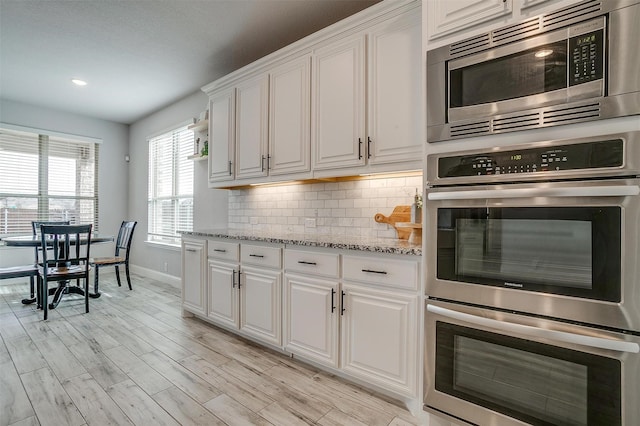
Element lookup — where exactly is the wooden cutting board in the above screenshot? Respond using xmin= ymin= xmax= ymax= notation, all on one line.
xmin=374 ymin=206 xmax=412 ymax=240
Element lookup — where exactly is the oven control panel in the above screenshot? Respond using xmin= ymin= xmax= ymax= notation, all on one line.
xmin=438 ymin=139 xmax=623 ymax=178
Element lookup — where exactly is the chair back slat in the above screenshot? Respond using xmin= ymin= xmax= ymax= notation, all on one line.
xmin=32 ymin=221 xmax=70 ymax=265
xmin=40 ymin=224 xmax=93 ymax=267
xmin=114 ymin=221 xmax=137 ymax=258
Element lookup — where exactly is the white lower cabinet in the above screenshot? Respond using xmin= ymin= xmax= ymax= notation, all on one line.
xmin=181 ymin=238 xmax=207 ymax=316
xmin=285 ymin=273 xmax=339 ymax=367
xmin=340 ymin=282 xmax=417 ymax=396
xmin=240 ymin=265 xmax=281 ymax=346
xmin=206 ymin=240 xmax=283 ymax=347
xmin=284 ymin=248 xmax=419 ymax=398
xmin=207 ymin=259 xmax=239 ymax=328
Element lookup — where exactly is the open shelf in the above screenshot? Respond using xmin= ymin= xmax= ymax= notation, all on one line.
xmin=187 ymin=154 xmax=208 ymax=161
xmin=188 ymin=119 xmax=208 ymax=132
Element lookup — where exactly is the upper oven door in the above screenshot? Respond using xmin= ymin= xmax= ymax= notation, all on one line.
xmin=447 ymin=16 xmax=605 ymax=123
xmin=425 ymin=178 xmax=640 ymax=331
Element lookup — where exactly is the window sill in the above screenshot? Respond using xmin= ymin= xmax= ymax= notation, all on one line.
xmin=144 ymin=240 xmax=181 ymax=252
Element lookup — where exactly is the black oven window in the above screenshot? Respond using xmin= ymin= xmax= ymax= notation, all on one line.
xmin=450 ymin=40 xmax=567 ymax=107
xmin=435 ymin=322 xmax=621 ymax=425
xmin=436 ymin=207 xmax=621 ymax=301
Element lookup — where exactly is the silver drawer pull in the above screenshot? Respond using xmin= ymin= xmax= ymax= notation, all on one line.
xmin=362 ymin=269 xmax=387 ymax=275
xmin=297 ymin=260 xmax=317 ymax=266
xmin=213 ymin=248 xmax=227 ymax=253
xmin=185 ymin=248 xmax=196 ymax=252
xmin=249 ymin=254 xmax=264 ymax=258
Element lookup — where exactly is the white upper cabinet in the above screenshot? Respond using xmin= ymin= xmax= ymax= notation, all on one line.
xmin=205 ymin=0 xmax=421 ymax=185
xmin=269 ymin=55 xmax=312 ymax=177
xmin=426 ymin=0 xmax=512 ymax=42
xmin=208 ymin=88 xmax=235 ymax=183
xmin=425 ymin=0 xmax=582 ymax=49
xmin=235 ymin=74 xmax=269 ymax=180
xmin=312 ymin=36 xmax=366 ymax=171
xmin=367 ymin=11 xmax=422 ymax=166
xmin=313 ymin=7 xmax=422 ymax=173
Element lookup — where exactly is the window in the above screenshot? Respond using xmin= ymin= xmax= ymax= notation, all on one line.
xmin=0 ymin=127 xmax=99 ymax=236
xmin=147 ymin=124 xmax=194 ymax=245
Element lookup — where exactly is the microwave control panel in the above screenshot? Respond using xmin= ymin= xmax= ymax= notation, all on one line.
xmin=438 ymin=139 xmax=623 ymax=178
xmin=569 ymin=28 xmax=604 ymax=86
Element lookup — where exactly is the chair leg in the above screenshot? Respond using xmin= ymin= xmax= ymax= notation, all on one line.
xmin=94 ymin=267 xmax=100 ymax=294
xmin=36 ymin=276 xmax=42 ymax=309
xmin=42 ymin=278 xmax=48 ymax=320
xmin=29 ymin=276 xmax=35 ymax=298
xmin=125 ymin=262 xmax=132 ymax=290
xmin=85 ymin=277 xmax=89 ymax=314
xmin=115 ymin=266 xmax=122 ymax=287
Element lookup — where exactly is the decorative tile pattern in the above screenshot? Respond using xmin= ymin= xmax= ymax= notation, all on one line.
xmin=227 ymin=176 xmax=423 ymax=240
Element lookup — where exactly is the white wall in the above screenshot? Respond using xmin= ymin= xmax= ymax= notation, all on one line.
xmin=0 ymin=98 xmax=129 ymax=267
xmin=127 ymin=91 xmax=228 ymax=281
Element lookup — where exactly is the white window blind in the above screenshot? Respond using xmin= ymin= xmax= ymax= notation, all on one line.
xmin=147 ymin=125 xmax=194 ymax=245
xmin=0 ymin=127 xmax=99 ymax=236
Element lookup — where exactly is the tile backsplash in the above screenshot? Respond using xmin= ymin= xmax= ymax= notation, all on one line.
xmin=228 ymin=175 xmax=423 ymax=238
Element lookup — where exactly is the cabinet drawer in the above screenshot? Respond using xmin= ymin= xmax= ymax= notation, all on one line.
xmin=284 ymin=249 xmax=340 ymax=277
xmin=241 ymin=244 xmax=282 ymax=269
xmin=342 ymin=255 xmax=419 ymax=290
xmin=208 ymin=240 xmax=239 ymax=262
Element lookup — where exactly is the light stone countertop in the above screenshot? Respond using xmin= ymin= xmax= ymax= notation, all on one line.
xmin=180 ymin=229 xmax=422 ymax=256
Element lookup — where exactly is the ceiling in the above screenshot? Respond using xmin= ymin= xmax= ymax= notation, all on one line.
xmin=0 ymin=0 xmax=380 ymax=124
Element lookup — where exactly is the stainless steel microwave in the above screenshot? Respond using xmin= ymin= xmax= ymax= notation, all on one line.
xmin=426 ymin=0 xmax=640 ymax=142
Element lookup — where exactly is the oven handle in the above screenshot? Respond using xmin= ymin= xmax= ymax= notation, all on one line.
xmin=427 ymin=304 xmax=640 ymax=354
xmin=427 ymin=185 xmax=640 ymax=201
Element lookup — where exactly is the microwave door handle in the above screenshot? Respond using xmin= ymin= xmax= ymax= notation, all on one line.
xmin=427 ymin=185 xmax=640 ymax=201
xmin=427 ymin=304 xmax=640 ymax=354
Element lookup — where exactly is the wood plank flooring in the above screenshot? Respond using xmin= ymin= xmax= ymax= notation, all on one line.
xmin=0 ymin=274 xmax=423 ymax=426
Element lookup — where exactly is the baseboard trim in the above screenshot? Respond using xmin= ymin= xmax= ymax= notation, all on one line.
xmin=129 ymin=265 xmax=181 ymax=289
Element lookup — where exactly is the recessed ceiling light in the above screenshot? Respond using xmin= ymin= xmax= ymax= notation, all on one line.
xmin=71 ymin=79 xmax=88 ymax=86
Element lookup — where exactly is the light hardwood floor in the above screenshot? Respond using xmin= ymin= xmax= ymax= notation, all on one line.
xmin=0 ymin=274 xmax=423 ymax=426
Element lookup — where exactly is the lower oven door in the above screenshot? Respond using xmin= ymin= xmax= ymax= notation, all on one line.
xmin=424 ymin=300 xmax=640 ymax=426
xmin=425 ymin=178 xmax=640 ymax=331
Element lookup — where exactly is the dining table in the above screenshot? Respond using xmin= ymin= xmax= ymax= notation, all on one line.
xmin=2 ymin=234 xmax=114 ymax=307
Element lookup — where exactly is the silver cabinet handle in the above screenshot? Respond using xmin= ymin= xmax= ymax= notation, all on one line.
xmin=297 ymin=260 xmax=317 ymax=266
xmin=213 ymin=249 xmax=226 ymax=253
xmin=185 ymin=248 xmax=196 ymax=252
xmin=428 ymin=185 xmax=639 ymax=201
xmin=427 ymin=304 xmax=640 ymax=354
xmin=249 ymin=254 xmax=264 ymax=258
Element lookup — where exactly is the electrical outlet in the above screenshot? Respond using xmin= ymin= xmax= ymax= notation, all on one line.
xmin=305 ymin=218 xmax=316 ymax=228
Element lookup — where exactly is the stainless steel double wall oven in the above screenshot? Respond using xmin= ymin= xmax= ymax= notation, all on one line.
xmin=423 ymin=132 xmax=640 ymax=426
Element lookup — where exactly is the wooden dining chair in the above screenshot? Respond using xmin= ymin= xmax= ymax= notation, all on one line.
xmin=38 ymin=224 xmax=92 ymax=320
xmin=30 ymin=220 xmax=70 ymax=303
xmin=91 ymin=221 xmax=137 ymax=293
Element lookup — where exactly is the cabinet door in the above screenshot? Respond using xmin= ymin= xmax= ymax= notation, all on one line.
xmin=285 ymin=274 xmax=339 ymax=368
xmin=367 ymin=11 xmax=422 ymax=165
xmin=236 ymin=74 xmax=269 ymax=180
xmin=181 ymin=239 xmax=206 ymax=316
xmin=208 ymin=260 xmax=239 ymax=329
xmin=312 ymin=36 xmax=366 ymax=170
xmin=209 ymin=89 xmax=235 ymax=182
xmin=341 ymin=283 xmax=417 ymax=397
xmin=426 ymin=0 xmax=512 ymax=42
xmin=240 ymin=266 xmax=281 ymax=346
xmin=269 ymin=55 xmax=311 ymax=176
